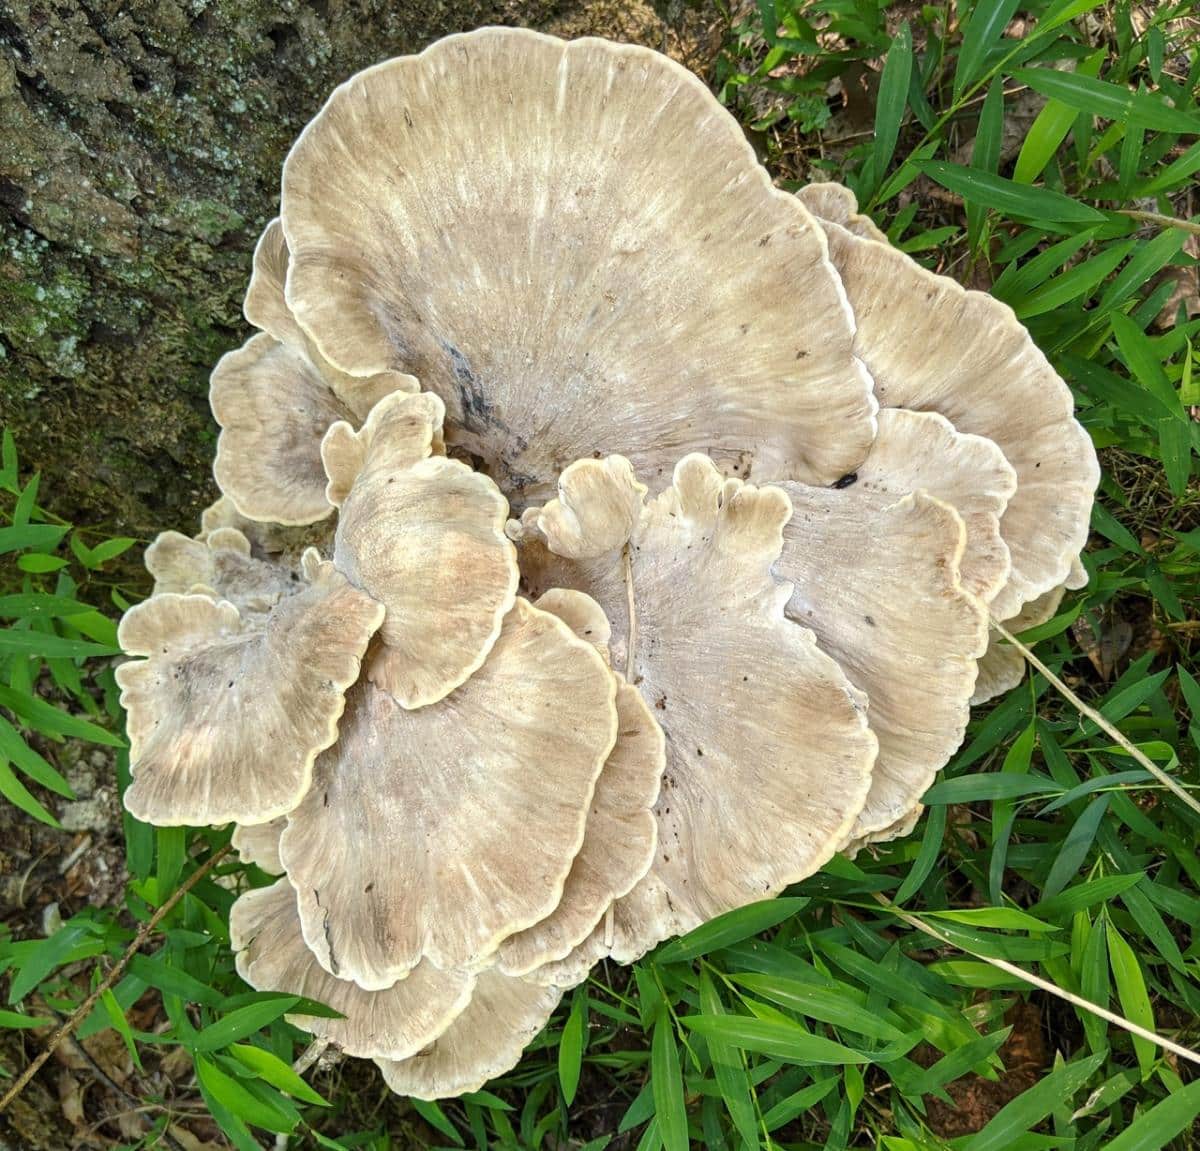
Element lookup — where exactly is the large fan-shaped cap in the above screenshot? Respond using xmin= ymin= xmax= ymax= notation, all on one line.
xmin=512 ymin=453 xmax=877 ymax=961
xmin=117 ymin=552 xmax=384 ymax=826
xmin=279 ymin=598 xmax=618 ymax=988
xmin=798 ymin=184 xmax=1099 ymax=620
xmin=144 ymin=527 xmax=297 ymax=616
xmin=775 ymin=483 xmax=987 ymax=844
xmin=324 ymin=390 xmax=519 ymax=708
xmin=280 ymin=28 xmax=876 ymax=507
xmin=231 ymin=879 xmax=474 ymax=1060
xmin=495 ymin=591 xmax=664 ymax=977
xmin=375 ymin=970 xmax=564 ymax=1100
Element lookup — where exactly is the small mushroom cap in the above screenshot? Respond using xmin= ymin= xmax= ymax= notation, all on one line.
xmin=842 ymin=804 xmax=924 ymax=859
xmin=531 ymin=588 xmax=611 ymax=659
xmin=244 ymin=218 xmax=419 ymax=419
xmin=231 ymin=879 xmax=475 ymax=1060
xmin=231 ymin=818 xmax=286 ymax=874
xmin=280 ymin=598 xmax=618 ymax=988
xmin=512 ymin=453 xmax=877 ymax=961
xmin=855 ymin=409 xmax=1017 ymax=604
xmin=973 ymin=582 xmax=1068 ymax=705
xmin=776 ymin=484 xmax=987 ymax=843
xmin=198 ymin=496 xmax=330 ymax=562
xmin=243 ymin=217 xmax=304 ymax=350
xmin=280 ymin=28 xmax=876 ymax=506
xmin=216 ymin=221 xmax=418 ymax=527
xmin=325 ymin=391 xmax=519 ymax=708
xmin=804 ymin=201 xmax=1099 ymax=620
xmin=536 ymin=456 xmax=646 ymax=559
xmin=211 ymin=333 xmax=352 ymax=525
xmin=496 ymin=592 xmax=664 ymax=976
xmin=374 ymin=969 xmax=564 ymax=1100
xmin=144 ymin=528 xmax=297 ymax=616
xmin=796 ymin=182 xmax=888 ymax=242
xmin=117 ymin=553 xmax=384 ymax=827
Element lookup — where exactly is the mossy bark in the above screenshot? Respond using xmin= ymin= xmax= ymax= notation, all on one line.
xmin=0 ymin=0 xmax=682 ymax=543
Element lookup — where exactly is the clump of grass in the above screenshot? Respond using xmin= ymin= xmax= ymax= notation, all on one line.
xmin=1 ymin=2 xmax=1198 ymax=1148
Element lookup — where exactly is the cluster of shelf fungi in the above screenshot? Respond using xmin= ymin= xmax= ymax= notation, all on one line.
xmin=116 ymin=29 xmax=1098 ymax=1100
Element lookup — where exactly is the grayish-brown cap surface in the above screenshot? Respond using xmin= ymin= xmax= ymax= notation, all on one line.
xmin=144 ymin=527 xmax=297 ymax=616
xmin=777 ymin=483 xmax=987 ymax=844
xmin=512 ymin=453 xmax=877 ymax=962
xmin=231 ymin=879 xmax=475 ymax=1060
xmin=375 ymin=969 xmax=564 ymax=1100
xmin=117 ymin=552 xmax=384 ymax=826
xmin=324 ymin=390 xmax=519 ymax=708
xmin=280 ymin=28 xmax=877 ymax=507
xmin=280 ymin=598 xmax=618 ymax=988
xmin=495 ymin=590 xmax=664 ymax=976
xmin=798 ymin=194 xmax=1098 ymax=621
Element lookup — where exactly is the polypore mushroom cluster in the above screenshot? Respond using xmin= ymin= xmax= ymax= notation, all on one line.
xmin=117 ymin=29 xmax=1099 ymax=1099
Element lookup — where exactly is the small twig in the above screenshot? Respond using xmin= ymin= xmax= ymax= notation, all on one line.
xmin=0 ymin=843 xmax=232 ymax=1115
xmin=292 ymin=1036 xmax=331 ymax=1077
xmin=991 ymin=617 xmax=1200 ymax=818
xmin=872 ymin=892 xmax=1200 ymax=1068
xmin=1117 ymin=208 xmax=1200 ymax=236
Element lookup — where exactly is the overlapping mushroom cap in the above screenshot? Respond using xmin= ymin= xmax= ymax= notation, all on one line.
xmin=116 ymin=25 xmax=1099 ymax=1106
xmin=279 ymin=28 xmax=877 ymax=506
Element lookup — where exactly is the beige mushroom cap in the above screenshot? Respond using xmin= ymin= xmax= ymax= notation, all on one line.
xmin=842 ymin=804 xmax=924 ymax=859
xmin=796 ymin=182 xmax=888 ymax=242
xmin=244 ymin=218 xmax=418 ymax=419
xmin=213 ymin=220 xmax=417 ymax=527
xmin=211 ymin=334 xmax=352 ymax=526
xmin=512 ymin=453 xmax=877 ymax=962
xmin=776 ymin=483 xmax=987 ymax=844
xmin=800 ymin=189 xmax=1099 ymax=620
xmin=855 ymin=408 xmax=1017 ymax=604
xmin=280 ymin=598 xmax=618 ymax=988
xmin=536 ymin=456 xmax=648 ymax=560
xmin=231 ymin=879 xmax=475 ymax=1060
xmin=198 ymin=496 xmax=333 ymax=579
xmin=117 ymin=552 xmax=384 ymax=827
xmin=280 ymin=28 xmax=876 ymax=507
xmin=495 ymin=591 xmax=664 ymax=977
xmin=375 ymin=969 xmax=564 ymax=1100
xmin=144 ymin=527 xmax=297 ymax=616
xmin=231 ymin=818 xmax=286 ymax=874
xmin=973 ymin=582 xmax=1068 ymax=705
xmin=529 ymin=588 xmax=612 ymax=658
xmin=324 ymin=390 xmax=519 ymax=709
